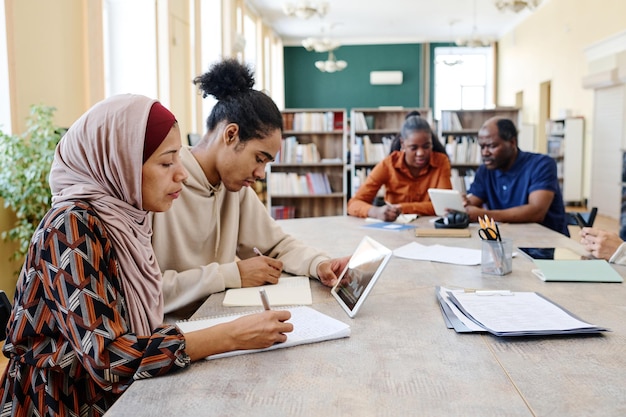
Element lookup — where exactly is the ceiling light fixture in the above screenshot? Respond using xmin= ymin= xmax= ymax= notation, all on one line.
xmin=302 ymin=37 xmax=340 ymax=53
xmin=315 ymin=51 xmax=347 ymax=73
xmin=494 ymin=0 xmax=541 ymax=13
xmin=456 ymin=0 xmax=492 ymax=48
xmin=440 ymin=20 xmax=463 ymax=66
xmin=283 ymin=1 xmax=328 ymax=19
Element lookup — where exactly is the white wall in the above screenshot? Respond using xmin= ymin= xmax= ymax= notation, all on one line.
xmin=497 ymin=0 xmax=626 ymax=212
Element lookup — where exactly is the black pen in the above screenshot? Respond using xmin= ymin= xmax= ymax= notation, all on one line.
xmin=494 ymin=222 xmax=502 ymax=241
xmin=259 ymin=289 xmax=271 ymax=310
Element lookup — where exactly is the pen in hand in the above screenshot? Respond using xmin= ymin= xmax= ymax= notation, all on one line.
xmin=253 ymin=246 xmax=282 ymax=273
xmin=259 ymin=289 xmax=271 ymax=310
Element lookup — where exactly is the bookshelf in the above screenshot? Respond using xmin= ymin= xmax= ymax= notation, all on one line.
xmin=546 ymin=117 xmax=584 ymax=205
xmin=266 ymin=109 xmax=347 ymax=219
xmin=440 ymin=108 xmax=521 ymax=193
xmin=350 ymin=107 xmax=432 ymax=197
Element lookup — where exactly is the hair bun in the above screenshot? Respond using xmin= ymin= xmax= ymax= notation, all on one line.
xmin=193 ymin=59 xmax=255 ymax=101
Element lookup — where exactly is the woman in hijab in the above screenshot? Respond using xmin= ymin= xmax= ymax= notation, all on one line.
xmin=0 ymin=94 xmax=292 ymax=416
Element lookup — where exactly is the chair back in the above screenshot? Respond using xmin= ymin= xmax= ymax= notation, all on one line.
xmin=0 ymin=290 xmax=11 ymax=341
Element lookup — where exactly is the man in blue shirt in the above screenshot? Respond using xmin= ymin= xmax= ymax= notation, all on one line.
xmin=463 ymin=117 xmax=569 ymax=236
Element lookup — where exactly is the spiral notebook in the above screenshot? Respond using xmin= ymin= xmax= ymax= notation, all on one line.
xmin=175 ymin=306 xmax=351 ymax=360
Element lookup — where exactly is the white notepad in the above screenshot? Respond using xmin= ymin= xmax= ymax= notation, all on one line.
xmin=176 ymin=306 xmax=351 ymax=359
xmin=222 ymin=276 xmax=312 ymax=307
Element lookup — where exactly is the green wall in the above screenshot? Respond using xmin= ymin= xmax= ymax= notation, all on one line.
xmin=284 ymin=44 xmax=424 ymax=110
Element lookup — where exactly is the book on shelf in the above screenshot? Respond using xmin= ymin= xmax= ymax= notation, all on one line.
xmin=270 ymin=172 xmax=332 ymax=195
xmin=271 ymin=205 xmax=295 ymax=219
xmin=450 ymin=168 xmax=476 ymax=194
xmin=353 ymin=167 xmax=373 ymax=193
xmin=445 ymin=135 xmax=481 ymax=165
xmin=356 ymin=135 xmax=388 ymax=164
xmin=440 ymin=111 xmax=463 ymax=131
xmin=290 ymin=111 xmax=339 ymax=132
xmin=278 ymin=136 xmax=321 ymax=163
xmin=176 ymin=306 xmax=351 ymax=360
xmin=547 ymin=138 xmax=564 ymax=157
xmin=352 ymin=111 xmax=369 ymax=131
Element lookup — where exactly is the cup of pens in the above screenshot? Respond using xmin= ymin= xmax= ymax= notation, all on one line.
xmin=478 ymin=216 xmax=512 ymax=276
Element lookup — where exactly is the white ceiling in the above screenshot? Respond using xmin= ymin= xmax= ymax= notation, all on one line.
xmin=247 ymin=0 xmax=545 ymax=46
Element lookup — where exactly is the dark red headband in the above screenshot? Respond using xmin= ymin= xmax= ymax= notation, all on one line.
xmin=143 ymin=102 xmax=176 ymax=163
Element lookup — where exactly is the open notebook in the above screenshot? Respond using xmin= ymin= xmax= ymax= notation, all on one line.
xmin=222 ymin=276 xmax=312 ymax=307
xmin=176 ymin=306 xmax=350 ymax=360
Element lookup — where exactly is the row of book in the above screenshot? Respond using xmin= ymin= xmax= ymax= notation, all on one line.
xmin=352 ymin=167 xmax=373 ymax=194
xmin=353 ymin=135 xmax=393 ymax=164
xmin=547 ymin=137 xmax=565 ymax=158
xmin=352 ymin=112 xmax=372 ymax=131
xmin=270 ymin=205 xmax=296 ymax=219
xmin=450 ymin=168 xmax=476 ymax=195
xmin=440 ymin=111 xmax=463 ymax=131
xmin=269 ymin=172 xmax=333 ymax=196
xmin=277 ymin=136 xmax=321 ymax=164
xmin=444 ymin=135 xmax=482 ymax=165
xmin=282 ymin=112 xmax=343 ymax=132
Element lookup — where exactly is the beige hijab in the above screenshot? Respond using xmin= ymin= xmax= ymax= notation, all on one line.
xmin=49 ymin=94 xmax=163 ymax=336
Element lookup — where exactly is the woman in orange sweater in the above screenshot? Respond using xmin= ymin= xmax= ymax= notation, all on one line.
xmin=347 ymin=114 xmax=452 ymax=221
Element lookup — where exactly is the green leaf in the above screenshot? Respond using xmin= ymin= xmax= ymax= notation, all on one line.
xmin=0 ymin=104 xmax=62 ymax=271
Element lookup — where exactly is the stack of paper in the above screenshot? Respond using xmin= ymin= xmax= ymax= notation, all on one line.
xmin=436 ymin=286 xmax=608 ymax=336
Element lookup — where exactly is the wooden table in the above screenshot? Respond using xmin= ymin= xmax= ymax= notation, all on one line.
xmin=105 ymin=216 xmax=626 ymax=417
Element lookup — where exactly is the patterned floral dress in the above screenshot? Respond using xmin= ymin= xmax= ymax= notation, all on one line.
xmin=0 ymin=202 xmax=190 ymax=416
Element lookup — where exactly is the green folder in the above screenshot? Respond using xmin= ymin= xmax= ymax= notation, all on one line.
xmin=531 ymin=259 xmax=623 ymax=283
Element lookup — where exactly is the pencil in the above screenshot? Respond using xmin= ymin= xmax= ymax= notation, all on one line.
xmin=259 ymin=289 xmax=271 ymax=311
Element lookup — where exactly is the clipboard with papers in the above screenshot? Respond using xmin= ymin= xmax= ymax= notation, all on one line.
xmin=436 ymin=286 xmax=608 ymax=336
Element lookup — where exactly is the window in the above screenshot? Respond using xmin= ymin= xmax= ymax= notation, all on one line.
xmin=0 ymin=0 xmax=11 ymax=133
xmin=243 ymin=11 xmax=257 ymax=77
xmin=103 ymin=0 xmax=158 ymax=98
xmin=434 ymin=46 xmax=494 ymax=120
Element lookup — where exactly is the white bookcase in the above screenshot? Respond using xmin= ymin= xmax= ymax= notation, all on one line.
xmin=546 ymin=117 xmax=584 ymax=205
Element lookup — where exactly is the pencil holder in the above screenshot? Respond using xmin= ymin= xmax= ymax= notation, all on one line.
xmin=481 ymin=238 xmax=513 ymax=276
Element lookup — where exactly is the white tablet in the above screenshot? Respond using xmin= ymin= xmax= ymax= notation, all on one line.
xmin=331 ymin=236 xmax=392 ymax=318
xmin=427 ymin=188 xmax=466 ymax=217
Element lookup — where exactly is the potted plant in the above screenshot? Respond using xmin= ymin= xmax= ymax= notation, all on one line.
xmin=0 ymin=105 xmax=63 ymax=267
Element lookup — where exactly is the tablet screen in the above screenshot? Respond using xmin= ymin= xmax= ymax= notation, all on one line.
xmin=331 ymin=236 xmax=392 ymax=318
xmin=518 ymin=247 xmax=592 ymax=260
xmin=427 ymin=188 xmax=466 ymax=217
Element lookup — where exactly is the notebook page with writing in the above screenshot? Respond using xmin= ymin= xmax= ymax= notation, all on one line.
xmin=176 ymin=306 xmax=350 ymax=360
xmin=222 ymin=276 xmax=312 ymax=307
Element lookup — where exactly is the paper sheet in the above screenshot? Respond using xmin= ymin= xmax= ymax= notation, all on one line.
xmin=393 ymin=242 xmax=481 ymax=265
